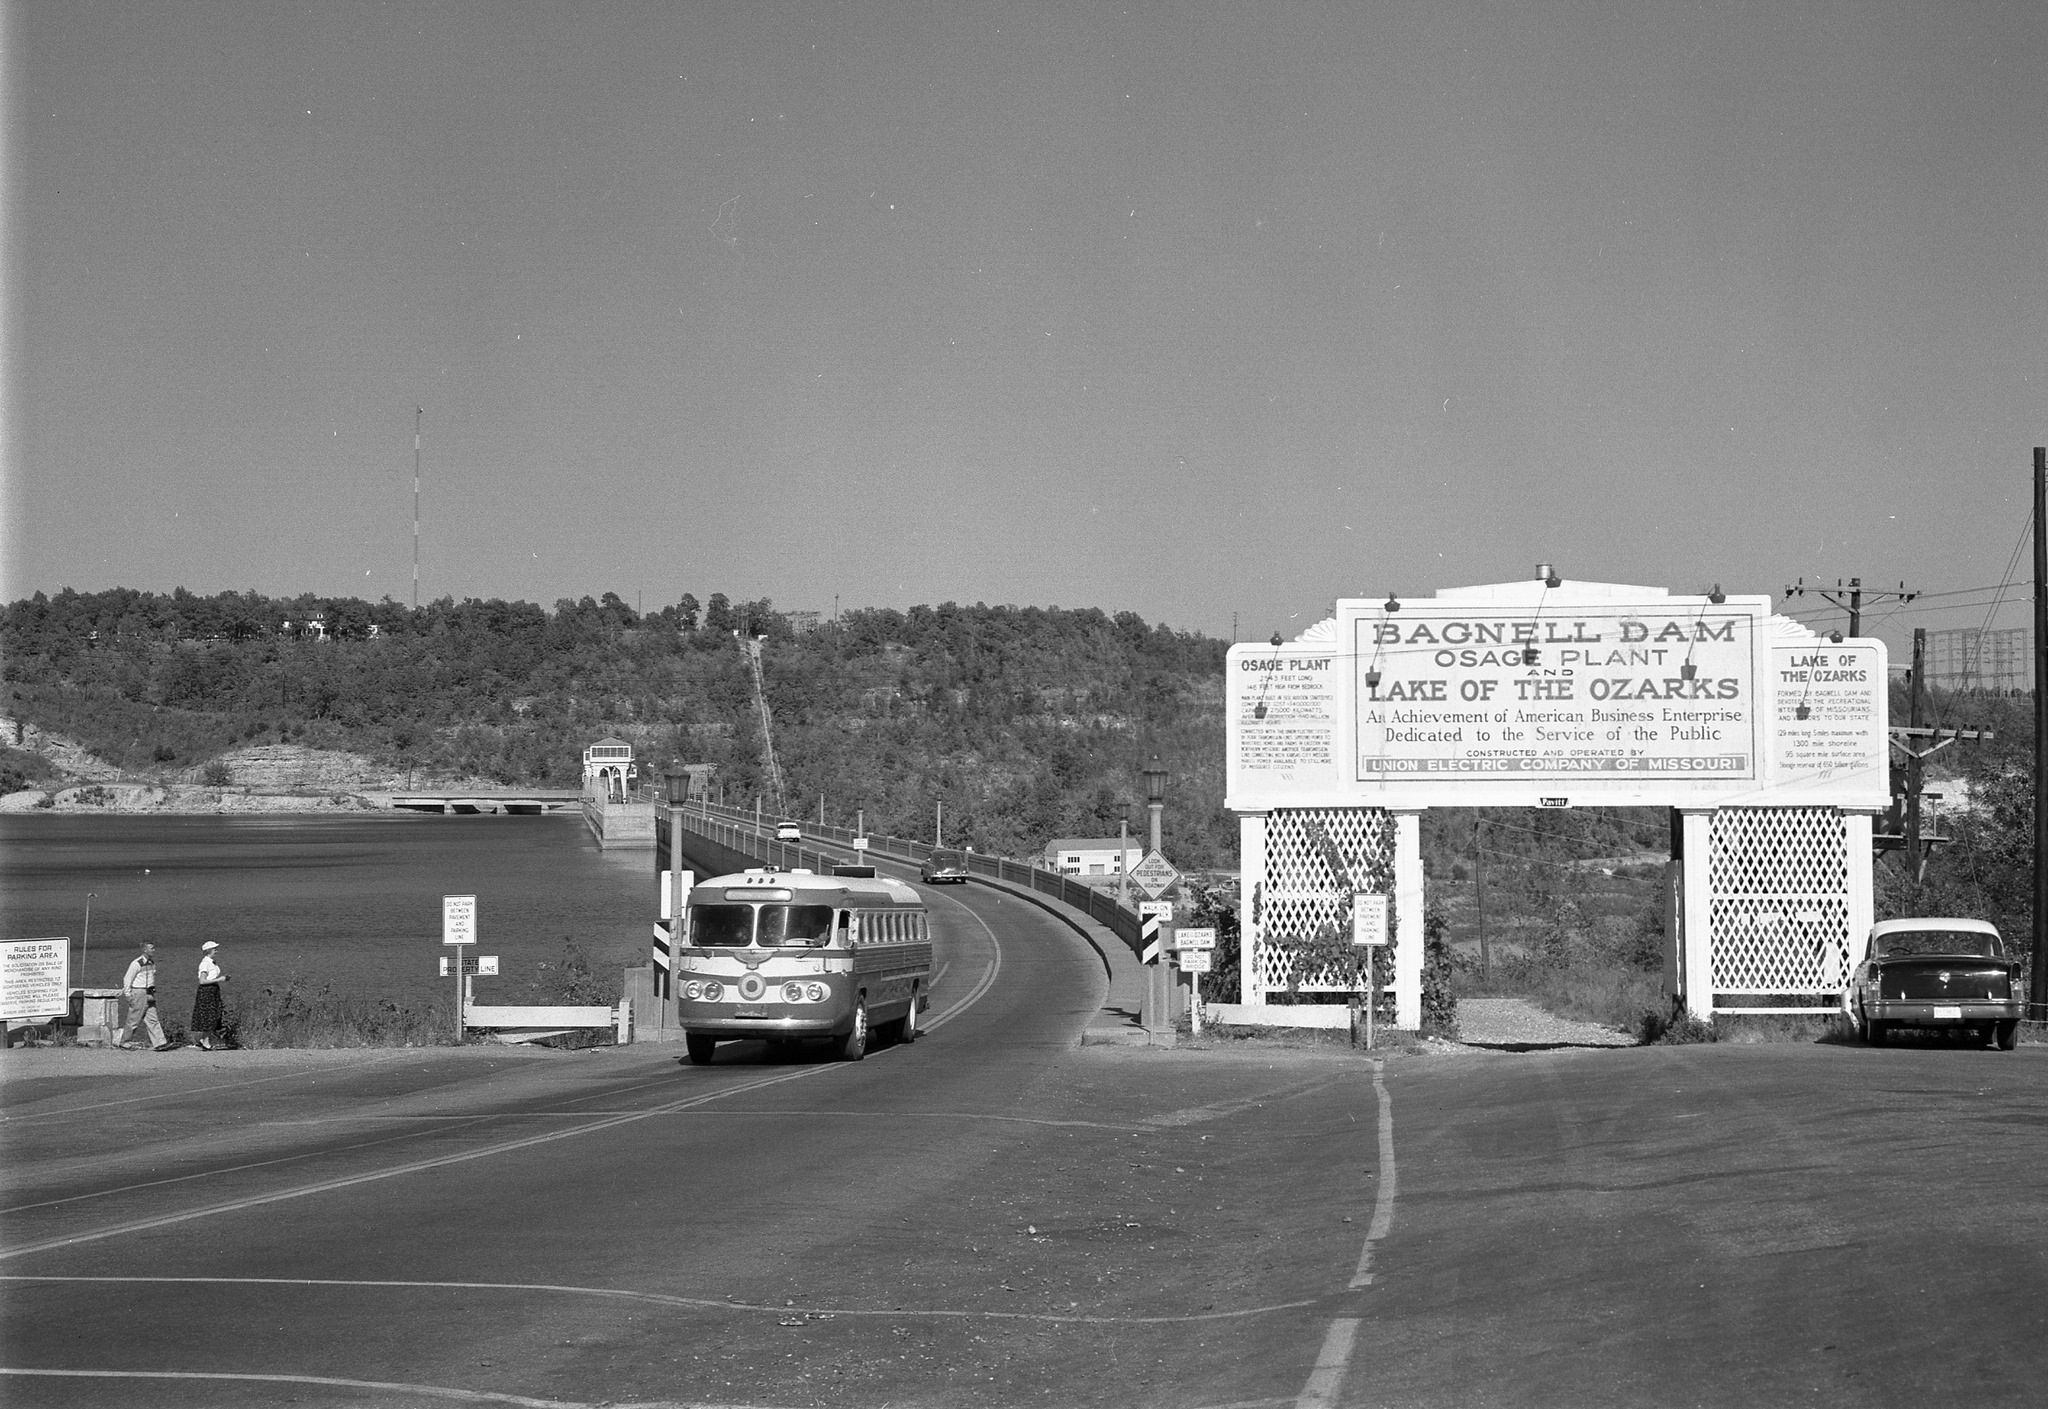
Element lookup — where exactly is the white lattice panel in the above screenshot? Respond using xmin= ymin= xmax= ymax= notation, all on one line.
xmin=1253 ymin=808 xmax=1394 ymax=992
xmin=1707 ymin=807 xmax=1852 ymax=993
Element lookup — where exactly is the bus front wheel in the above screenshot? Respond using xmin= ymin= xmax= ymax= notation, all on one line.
xmin=837 ymin=1000 xmax=869 ymax=1061
xmin=685 ymin=1033 xmax=717 ymax=1065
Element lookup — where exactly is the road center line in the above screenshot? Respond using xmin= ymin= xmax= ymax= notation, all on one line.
xmin=1349 ymin=1057 xmax=1397 ymax=1289
xmin=1295 ymin=1317 xmax=1362 ymax=1409
xmin=1293 ymin=1059 xmax=1394 ymax=1409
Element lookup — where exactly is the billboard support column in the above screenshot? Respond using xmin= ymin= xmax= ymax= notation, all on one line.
xmin=1237 ymin=811 xmax=1268 ymax=1007
xmin=1843 ymin=809 xmax=1877 ymax=978
xmin=1393 ymin=810 xmax=1424 ymax=1029
xmin=1678 ymin=810 xmax=1715 ymax=1019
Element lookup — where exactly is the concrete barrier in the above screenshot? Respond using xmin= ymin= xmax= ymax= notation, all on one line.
xmin=463 ymin=1000 xmax=630 ymax=1044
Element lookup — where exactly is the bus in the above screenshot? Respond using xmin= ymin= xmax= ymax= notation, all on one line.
xmin=674 ymin=867 xmax=932 ymax=1064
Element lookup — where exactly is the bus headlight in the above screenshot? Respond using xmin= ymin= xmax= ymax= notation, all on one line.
xmin=783 ymin=982 xmax=804 ymax=1003
xmin=807 ymin=983 xmax=826 ymax=1002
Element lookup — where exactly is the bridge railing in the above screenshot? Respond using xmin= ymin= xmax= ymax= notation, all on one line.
xmin=670 ymin=801 xmax=1146 ymax=957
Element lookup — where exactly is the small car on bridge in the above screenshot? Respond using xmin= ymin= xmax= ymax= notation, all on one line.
xmin=1848 ymin=917 xmax=2021 ymax=1049
xmin=920 ymin=848 xmax=970 ymax=884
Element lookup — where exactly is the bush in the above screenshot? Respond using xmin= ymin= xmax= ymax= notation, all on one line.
xmin=201 ymin=759 xmax=234 ymax=787
xmin=1420 ymin=899 xmax=1459 ymax=1039
xmin=520 ymin=936 xmax=616 ymax=1048
xmin=1637 ymin=1005 xmax=1717 ymax=1044
xmin=231 ymin=977 xmax=453 ymax=1048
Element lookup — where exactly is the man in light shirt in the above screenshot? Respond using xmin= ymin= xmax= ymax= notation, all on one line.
xmin=120 ymin=942 xmax=170 ymax=1050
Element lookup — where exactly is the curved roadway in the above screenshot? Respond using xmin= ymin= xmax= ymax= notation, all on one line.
xmin=6 ymin=864 xmax=2047 ymax=1408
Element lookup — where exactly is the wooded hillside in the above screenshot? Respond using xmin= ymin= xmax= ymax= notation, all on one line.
xmin=1 ymin=587 xmax=1234 ymax=864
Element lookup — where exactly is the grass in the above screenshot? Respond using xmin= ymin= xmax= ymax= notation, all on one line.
xmin=223 ymin=978 xmax=455 ymax=1048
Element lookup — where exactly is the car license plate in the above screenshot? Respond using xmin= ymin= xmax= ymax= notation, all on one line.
xmin=1933 ymin=1006 xmax=1963 ymax=1020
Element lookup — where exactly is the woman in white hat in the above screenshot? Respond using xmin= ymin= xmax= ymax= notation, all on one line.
xmin=191 ymin=941 xmax=229 ymax=1050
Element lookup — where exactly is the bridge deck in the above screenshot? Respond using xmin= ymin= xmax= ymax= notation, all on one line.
xmin=387 ymin=790 xmax=582 ymax=815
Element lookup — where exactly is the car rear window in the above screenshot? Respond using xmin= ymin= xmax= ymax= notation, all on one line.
xmin=1877 ymin=930 xmax=2003 ymax=959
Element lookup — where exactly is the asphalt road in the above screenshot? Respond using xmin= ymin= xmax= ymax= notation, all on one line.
xmin=5 ymin=879 xmax=2047 ymax=1408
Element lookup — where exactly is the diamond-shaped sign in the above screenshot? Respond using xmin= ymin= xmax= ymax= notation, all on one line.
xmin=1128 ymin=850 xmax=1181 ymax=899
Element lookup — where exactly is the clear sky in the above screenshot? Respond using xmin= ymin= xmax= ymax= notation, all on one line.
xmin=5 ymin=1 xmax=2044 ymax=656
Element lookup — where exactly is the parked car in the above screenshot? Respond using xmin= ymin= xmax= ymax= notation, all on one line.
xmin=920 ymin=848 xmax=970 ymax=884
xmin=775 ymin=821 xmax=802 ymax=841
xmin=1847 ymin=918 xmax=2021 ymax=1049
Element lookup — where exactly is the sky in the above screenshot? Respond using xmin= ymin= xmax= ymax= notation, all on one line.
xmin=5 ymin=1 xmax=2046 ymax=658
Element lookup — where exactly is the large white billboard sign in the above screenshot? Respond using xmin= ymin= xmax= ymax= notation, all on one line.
xmin=1355 ymin=600 xmax=1760 ymax=787
xmin=1227 ymin=582 xmax=1887 ymax=811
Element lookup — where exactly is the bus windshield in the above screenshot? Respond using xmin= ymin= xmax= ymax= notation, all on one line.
xmin=689 ymin=903 xmax=837 ymax=948
xmin=760 ymin=904 xmax=835 ymax=948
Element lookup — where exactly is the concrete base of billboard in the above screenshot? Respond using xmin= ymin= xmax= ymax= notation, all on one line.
xmin=1207 ymin=1002 xmax=1357 ymax=1030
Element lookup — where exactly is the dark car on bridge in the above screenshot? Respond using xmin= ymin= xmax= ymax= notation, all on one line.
xmin=920 ymin=848 xmax=970 ymax=884
xmin=1849 ymin=918 xmax=2021 ymax=1049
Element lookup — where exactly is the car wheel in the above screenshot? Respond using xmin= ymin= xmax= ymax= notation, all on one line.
xmin=1865 ymin=1019 xmax=1887 ymax=1047
xmin=836 ymin=999 xmax=868 ymax=1061
xmin=1994 ymin=1019 xmax=2019 ymax=1051
xmin=685 ymin=1032 xmax=717 ymax=1065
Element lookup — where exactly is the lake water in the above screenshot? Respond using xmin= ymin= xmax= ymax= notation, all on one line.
xmin=0 ymin=814 xmax=660 ymax=1012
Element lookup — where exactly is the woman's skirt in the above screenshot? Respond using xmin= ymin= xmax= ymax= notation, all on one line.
xmin=191 ymin=981 xmax=223 ymax=1037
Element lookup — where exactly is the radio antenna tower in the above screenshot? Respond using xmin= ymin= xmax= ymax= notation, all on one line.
xmin=411 ymin=407 xmax=423 ymax=610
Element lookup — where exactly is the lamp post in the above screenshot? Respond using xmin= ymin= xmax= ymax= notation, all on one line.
xmin=664 ymin=762 xmax=691 ymax=1003
xmin=1140 ymin=754 xmax=1171 ymax=1037
xmin=1142 ymin=754 xmax=1167 ymax=855
xmin=80 ymin=892 xmax=96 ymax=989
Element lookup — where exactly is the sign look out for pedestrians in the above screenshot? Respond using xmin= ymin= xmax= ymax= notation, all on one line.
xmin=1128 ymin=850 xmax=1181 ymax=899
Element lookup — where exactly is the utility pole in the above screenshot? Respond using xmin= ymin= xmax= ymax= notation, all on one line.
xmin=412 ymin=407 xmax=423 ymax=611
xmin=2033 ymin=446 xmax=2047 ymax=1019
xmin=1474 ymin=816 xmax=1490 ymax=986
xmin=1877 ymin=629 xmax=1992 ymax=881
xmin=1784 ymin=576 xmax=1916 ymax=638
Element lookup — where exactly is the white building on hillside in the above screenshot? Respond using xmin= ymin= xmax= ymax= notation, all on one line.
xmin=1042 ymin=837 xmax=1142 ymax=877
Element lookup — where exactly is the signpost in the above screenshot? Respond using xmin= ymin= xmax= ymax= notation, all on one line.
xmin=443 ymin=895 xmax=476 ymax=1041
xmin=1351 ymin=893 xmax=1389 ymax=1049
xmin=1174 ymin=928 xmax=1216 ymax=1035
xmin=1138 ymin=899 xmax=1174 ymax=964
